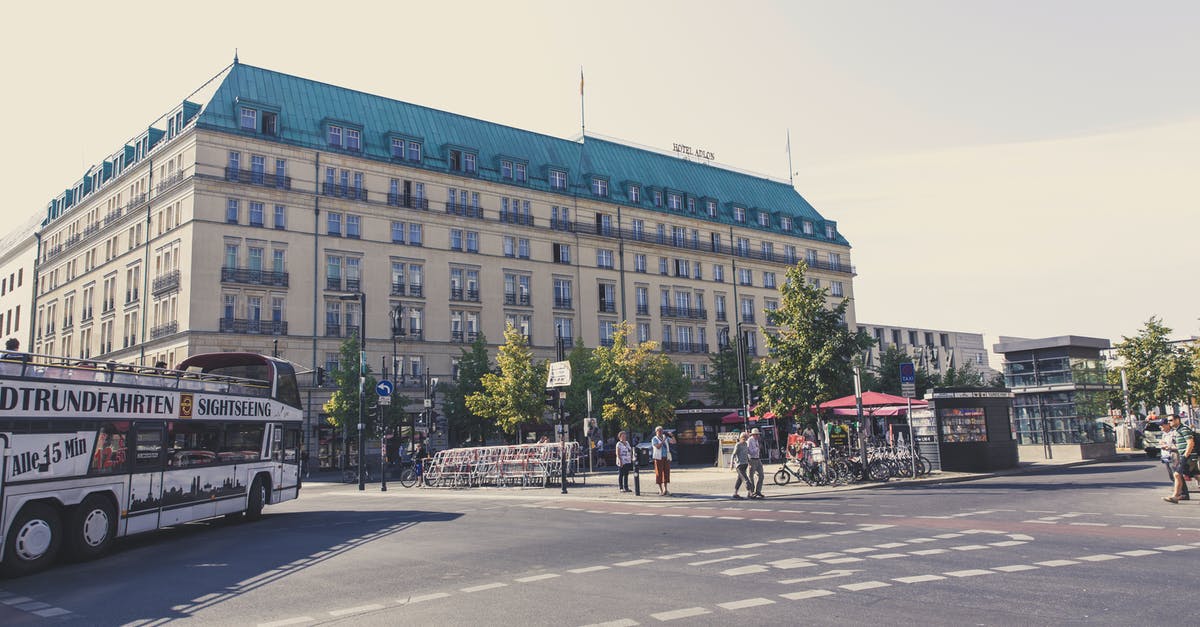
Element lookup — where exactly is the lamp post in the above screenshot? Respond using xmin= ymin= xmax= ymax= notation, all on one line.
xmin=854 ymin=364 xmax=867 ymax=481
xmin=390 ymin=305 xmax=405 ymax=453
xmin=339 ymin=292 xmax=366 ymax=491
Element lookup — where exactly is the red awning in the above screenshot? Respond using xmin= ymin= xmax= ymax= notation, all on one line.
xmin=819 ymin=391 xmax=928 ymax=409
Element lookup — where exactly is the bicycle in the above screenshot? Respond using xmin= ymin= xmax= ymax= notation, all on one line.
xmin=398 ymin=459 xmax=423 ymax=488
xmin=342 ymin=465 xmax=372 ymax=483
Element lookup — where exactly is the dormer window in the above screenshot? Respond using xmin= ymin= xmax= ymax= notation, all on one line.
xmin=327 ymin=125 xmax=343 ymax=147
xmin=781 ymin=216 xmax=793 ymax=231
xmin=734 ymin=207 xmax=746 ymax=223
xmin=550 ymin=170 xmax=567 ymax=190
xmin=629 ymin=185 xmax=640 ymax=203
xmin=802 ymin=220 xmax=814 ymax=235
xmin=825 ymin=224 xmax=836 ymax=239
xmin=501 ymin=160 xmax=513 ymax=179
xmin=687 ymin=197 xmax=696 ymax=213
xmin=757 ymin=211 xmax=770 ymax=227
xmin=653 ymin=190 xmax=663 ymax=207
xmin=515 ymin=163 xmax=526 ymax=182
xmin=706 ymin=200 xmax=717 ymax=217
xmin=407 ymin=141 xmax=421 ymax=161
xmin=592 ymin=178 xmax=608 ymax=197
xmin=240 ymin=107 xmax=257 ymax=131
xmin=668 ymin=193 xmax=682 ymax=210
xmin=464 ymin=153 xmax=476 ymax=173
xmin=345 ymin=128 xmax=361 ymax=152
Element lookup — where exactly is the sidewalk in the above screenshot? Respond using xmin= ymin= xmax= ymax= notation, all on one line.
xmin=304 ymin=454 xmax=1140 ymax=503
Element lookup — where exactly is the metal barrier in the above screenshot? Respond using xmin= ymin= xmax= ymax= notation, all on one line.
xmin=422 ymin=442 xmax=582 ymax=488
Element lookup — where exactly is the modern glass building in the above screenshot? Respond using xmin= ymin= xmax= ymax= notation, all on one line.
xmin=994 ymin=335 xmax=1116 ymax=459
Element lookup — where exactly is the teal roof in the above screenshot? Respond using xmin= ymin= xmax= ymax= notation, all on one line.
xmin=193 ymin=62 xmax=847 ymax=247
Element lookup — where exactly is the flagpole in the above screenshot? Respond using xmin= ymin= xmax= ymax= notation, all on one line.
xmin=580 ymin=66 xmax=586 ymax=142
xmin=786 ymin=129 xmax=794 ymax=187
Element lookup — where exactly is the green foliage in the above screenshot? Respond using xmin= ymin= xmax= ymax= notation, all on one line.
xmin=938 ymin=361 xmax=984 ymax=388
xmin=323 ymin=335 xmax=377 ymax=431
xmin=594 ymin=322 xmax=689 ymax=433
xmin=706 ymin=340 xmax=761 ymax=408
xmin=443 ymin=334 xmax=494 ymax=445
xmin=563 ymin=340 xmax=609 ymax=431
xmin=1112 ymin=317 xmax=1191 ymax=412
xmin=465 ymin=325 xmax=547 ymax=435
xmin=758 ymin=262 xmax=874 ymax=421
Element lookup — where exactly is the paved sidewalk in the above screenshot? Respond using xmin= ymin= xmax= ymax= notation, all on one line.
xmin=303 ymin=454 xmax=1140 ymax=503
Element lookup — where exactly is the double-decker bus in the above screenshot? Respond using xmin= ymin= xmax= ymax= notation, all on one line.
xmin=0 ymin=352 xmax=302 ymax=576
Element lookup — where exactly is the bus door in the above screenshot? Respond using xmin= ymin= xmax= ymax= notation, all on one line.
xmin=265 ymin=423 xmax=285 ymax=491
xmin=125 ymin=422 xmax=166 ymax=535
xmin=0 ymin=433 xmax=8 ymax=532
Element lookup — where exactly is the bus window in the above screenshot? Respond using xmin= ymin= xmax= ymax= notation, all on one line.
xmin=168 ymin=422 xmax=221 ymax=467
xmin=133 ymin=424 xmax=165 ymax=471
xmin=222 ymin=423 xmax=264 ymax=463
xmin=90 ymin=422 xmax=129 ymax=474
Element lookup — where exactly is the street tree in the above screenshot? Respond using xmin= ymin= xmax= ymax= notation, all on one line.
xmin=937 ymin=361 xmax=985 ymax=388
xmin=443 ymin=334 xmax=493 ymax=445
xmin=706 ymin=340 xmax=761 ymax=408
xmin=1111 ymin=317 xmax=1191 ymax=413
xmin=758 ymin=262 xmax=874 ymax=425
xmin=594 ymin=322 xmax=690 ymax=434
xmin=563 ymin=341 xmax=609 ymax=433
xmin=323 ymin=334 xmax=378 ymax=431
xmin=465 ymin=324 xmax=547 ymax=437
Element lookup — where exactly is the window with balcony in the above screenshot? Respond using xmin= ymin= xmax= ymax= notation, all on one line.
xmin=553 ymin=279 xmax=573 ymax=309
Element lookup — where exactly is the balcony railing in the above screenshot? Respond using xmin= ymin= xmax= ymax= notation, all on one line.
xmin=661 ymin=340 xmax=710 ymax=354
xmin=450 ymin=330 xmax=479 ymax=343
xmin=326 ymin=277 xmax=342 ymax=291
xmin=150 ymin=321 xmax=179 ymax=339
xmin=152 ymin=270 xmax=181 ymax=295
xmin=445 ymin=203 xmax=484 ymax=219
xmin=345 ymin=278 xmax=361 ymax=292
xmin=156 ymin=170 xmax=187 ymax=194
xmin=741 ymin=313 xmax=756 ymax=324
xmin=636 ymin=304 xmax=649 ymax=316
xmin=386 ymin=193 xmax=430 ymax=210
xmin=391 ymin=282 xmax=406 ymax=296
xmin=450 ymin=287 xmax=463 ymax=301
xmin=322 ymin=183 xmax=368 ymax=201
xmin=226 ymin=167 xmax=292 ymax=190
xmin=599 ymin=338 xmax=615 ymax=347
xmin=554 ymin=297 xmax=573 ymax=310
xmin=556 ymin=337 xmax=574 ymax=349
xmin=498 ymin=212 xmax=535 ymax=226
xmin=716 ymin=311 xmax=727 ymax=322
xmin=504 ymin=293 xmax=531 ymax=306
xmin=221 ymin=267 xmax=289 ymax=287
xmin=409 ymin=284 xmax=423 ymax=297
xmin=219 ymin=319 xmax=288 ymax=335
xmin=660 ymin=305 xmax=707 ymax=320
xmin=599 ymin=301 xmax=616 ymax=314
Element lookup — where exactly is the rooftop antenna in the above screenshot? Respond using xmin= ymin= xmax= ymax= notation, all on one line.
xmin=234 ymin=49 xmax=239 ymax=64
xmin=786 ymin=129 xmax=795 ymax=187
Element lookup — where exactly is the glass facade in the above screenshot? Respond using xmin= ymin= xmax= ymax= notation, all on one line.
xmin=1004 ymin=352 xmax=1114 ymax=445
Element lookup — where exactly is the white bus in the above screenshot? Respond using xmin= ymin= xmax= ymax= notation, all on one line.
xmin=0 ymin=352 xmax=303 ymax=576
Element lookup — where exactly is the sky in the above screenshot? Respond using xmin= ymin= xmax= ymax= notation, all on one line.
xmin=2 ymin=0 xmax=1197 ymax=352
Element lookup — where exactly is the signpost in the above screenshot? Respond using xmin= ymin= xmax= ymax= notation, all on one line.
xmin=547 ymin=361 xmax=572 ymax=388
xmin=376 ymin=380 xmax=394 ymax=406
xmin=899 ymin=362 xmax=917 ymax=478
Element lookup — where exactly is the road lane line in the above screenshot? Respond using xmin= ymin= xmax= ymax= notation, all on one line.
xmin=569 ymin=566 xmax=610 ymax=574
xmin=1035 ymin=560 xmax=1079 ymax=567
xmin=801 ymin=534 xmax=832 ymax=539
xmin=401 ymin=592 xmax=451 ymax=604
xmin=33 ymin=608 xmax=73 ymax=618
xmin=769 ymin=538 xmax=800 ymax=544
xmin=658 ymin=553 xmax=695 ymax=560
xmin=651 ymin=607 xmax=711 ymax=621
xmin=696 ymin=547 xmax=732 ymax=554
xmin=950 ymin=545 xmax=989 ymax=551
xmin=1076 ymin=555 xmax=1122 ymax=562
xmin=992 ymin=565 xmax=1039 ymax=572
xmin=780 ymin=589 xmax=835 ymax=600
xmin=579 ymin=620 xmax=638 ymax=627
xmin=717 ymin=598 xmax=775 ymax=610
xmin=1069 ymin=522 xmax=1108 ymax=527
xmin=945 ymin=569 xmax=994 ymax=577
xmin=808 ymin=552 xmax=843 ymax=559
xmin=516 ymin=573 xmax=561 ymax=582
xmin=868 ymin=553 xmax=907 ymax=560
xmin=329 ymin=604 xmax=384 ymax=616
xmin=823 ymin=557 xmax=864 ymax=564
xmin=615 ymin=559 xmax=654 ymax=567
xmin=894 ymin=575 xmax=945 ymax=584
xmin=1117 ymin=550 xmax=1159 ymax=557
xmin=462 ymin=582 xmax=509 ymax=592
xmin=1121 ymin=525 xmax=1164 ymax=529
xmin=735 ymin=543 xmax=768 ymax=548
xmin=840 ymin=581 xmax=890 ymax=591
xmin=690 ymin=554 xmax=757 ymax=566
xmin=1154 ymin=545 xmax=1196 ymax=552
xmin=909 ymin=549 xmax=948 ymax=556
xmin=876 ymin=542 xmax=907 ymax=549
xmin=258 ymin=617 xmax=313 ymax=627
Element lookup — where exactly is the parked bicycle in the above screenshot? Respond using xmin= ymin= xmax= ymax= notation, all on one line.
xmin=342 ymin=465 xmax=372 ymax=483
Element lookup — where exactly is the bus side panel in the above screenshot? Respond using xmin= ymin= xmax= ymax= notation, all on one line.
xmin=159 ymin=464 xmax=242 ymax=526
xmin=125 ymin=472 xmax=163 ymax=535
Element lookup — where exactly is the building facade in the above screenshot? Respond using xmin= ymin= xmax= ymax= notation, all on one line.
xmin=26 ymin=61 xmax=857 ymax=447
xmin=856 ymin=322 xmax=1001 ymax=382
xmin=0 ymin=214 xmax=39 ymax=351
xmin=993 ymin=335 xmax=1117 ymax=460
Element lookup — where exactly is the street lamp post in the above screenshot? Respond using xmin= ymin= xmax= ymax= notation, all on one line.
xmin=339 ymin=292 xmax=366 ymax=491
xmin=854 ymin=365 xmax=868 ymax=481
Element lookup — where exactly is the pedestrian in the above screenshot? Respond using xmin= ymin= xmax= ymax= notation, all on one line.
xmin=746 ymin=427 xmax=765 ymax=498
xmin=1163 ymin=414 xmax=1196 ymax=504
xmin=616 ymin=430 xmax=634 ymax=493
xmin=731 ymin=431 xmax=751 ymax=499
xmin=1158 ymin=419 xmax=1188 ymax=499
xmin=300 ymin=449 xmax=310 ymax=478
xmin=651 ymin=426 xmax=675 ymax=496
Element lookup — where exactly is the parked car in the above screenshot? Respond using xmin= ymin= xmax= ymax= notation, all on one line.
xmin=1140 ymin=420 xmax=1164 ymax=458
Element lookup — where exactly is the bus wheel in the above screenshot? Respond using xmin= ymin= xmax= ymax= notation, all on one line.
xmin=245 ymin=476 xmax=268 ymax=522
xmin=66 ymin=495 xmax=116 ymax=561
xmin=2 ymin=502 xmax=62 ymax=577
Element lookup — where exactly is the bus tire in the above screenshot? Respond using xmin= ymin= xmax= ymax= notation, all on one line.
xmin=2 ymin=502 xmax=63 ymax=577
xmin=66 ymin=494 xmax=117 ymax=561
xmin=245 ymin=475 xmax=268 ymax=522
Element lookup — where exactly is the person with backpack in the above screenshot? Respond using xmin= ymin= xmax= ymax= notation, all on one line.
xmin=1163 ymin=414 xmax=1197 ymax=504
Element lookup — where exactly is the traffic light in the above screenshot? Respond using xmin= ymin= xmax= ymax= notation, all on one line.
xmin=316 ymin=367 xmax=326 ymax=387
xmin=544 ymin=388 xmax=558 ymax=407
xmin=749 ymin=385 xmax=762 ymax=405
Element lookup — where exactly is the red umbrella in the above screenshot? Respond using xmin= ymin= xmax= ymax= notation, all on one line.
xmin=819 ymin=391 xmax=927 ymax=409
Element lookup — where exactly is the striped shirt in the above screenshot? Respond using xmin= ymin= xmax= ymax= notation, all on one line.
xmin=1175 ymin=424 xmax=1196 ymax=458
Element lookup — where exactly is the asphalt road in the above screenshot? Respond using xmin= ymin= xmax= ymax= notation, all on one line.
xmin=2 ymin=459 xmax=1196 ymax=626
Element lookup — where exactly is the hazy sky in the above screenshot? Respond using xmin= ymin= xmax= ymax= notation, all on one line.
xmin=3 ymin=0 xmax=1197 ymax=348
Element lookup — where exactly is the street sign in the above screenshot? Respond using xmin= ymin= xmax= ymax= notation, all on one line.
xmin=899 ymin=362 xmax=916 ymax=384
xmin=378 ymin=395 xmax=391 ymax=406
xmin=547 ymin=360 xmax=572 ymax=387
xmin=901 ymin=382 xmax=916 ymax=398
xmin=376 ymin=380 xmax=394 ymax=397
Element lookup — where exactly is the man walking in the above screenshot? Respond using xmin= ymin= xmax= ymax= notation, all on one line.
xmin=1164 ymin=414 xmax=1196 ymax=504
xmin=746 ymin=428 xmax=765 ymax=498
xmin=731 ymin=432 xmax=751 ymax=499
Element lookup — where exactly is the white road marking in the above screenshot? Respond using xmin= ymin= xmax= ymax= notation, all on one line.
xmin=945 ymin=569 xmax=994 ymax=577
xmin=1069 ymin=522 xmax=1108 ymax=527
xmin=875 ymin=542 xmax=907 ymax=549
xmin=992 ymin=564 xmax=1039 ymax=573
xmin=989 ymin=541 xmax=1027 ymax=547
xmin=1117 ymin=550 xmax=1159 ymax=557
xmin=857 ymin=524 xmax=895 ymax=531
xmin=909 ymin=549 xmax=948 ymax=556
xmin=329 ymin=604 xmax=385 ymax=616
xmin=402 ymin=592 xmax=451 ymax=604
xmin=579 ymin=620 xmax=639 ymax=627
xmin=823 ymin=557 xmax=864 ymax=564
xmin=462 ymin=582 xmax=508 ymax=592
xmin=33 ymin=608 xmax=72 ymax=618
xmin=769 ymin=538 xmax=800 ymax=543
xmin=894 ymin=574 xmax=945 ymax=584
xmin=780 ymin=589 xmax=835 ymax=600
xmin=258 ymin=617 xmax=313 ymax=627
xmin=688 ymin=515 xmax=713 ymax=519
xmin=951 ymin=544 xmax=989 ymax=551
xmin=1154 ymin=545 xmax=1196 ymax=552
xmin=1 ymin=597 xmax=32 ymax=606
xmin=1035 ymin=560 xmax=1079 ymax=567
xmin=717 ymin=597 xmax=775 ymax=610
xmin=830 ymin=530 xmax=858 ymax=535
xmin=906 ymin=538 xmax=936 ymax=543
xmin=568 ymin=566 xmax=610 ymax=574
xmin=661 ymin=514 xmax=685 ymax=518
xmin=1024 ymin=520 xmax=1059 ymax=525
xmin=658 ymin=553 xmax=695 ymax=560
xmin=691 ymin=554 xmax=756 ymax=566
xmin=1009 ymin=534 xmax=1035 ymax=541
xmin=1076 ymin=554 xmax=1122 ymax=562
xmin=615 ymin=559 xmax=654 ymax=567
xmin=767 ymin=558 xmax=816 ymax=569
xmin=696 ymin=547 xmax=732 ymax=554
xmin=802 ymin=534 xmax=832 ymax=539
xmin=808 ymin=552 xmax=843 ymax=560
xmin=868 ymin=553 xmax=907 ymax=560
xmin=752 ymin=518 xmax=775 ymax=522
xmin=785 ymin=520 xmax=813 ymax=524
xmin=722 ymin=565 xmax=769 ymax=576
xmin=516 ymin=573 xmax=560 ymax=582
xmin=1121 ymin=524 xmax=1164 ymax=529
xmin=840 ymin=581 xmax=890 ymax=591
xmin=735 ymin=542 xmax=768 ymax=549
xmin=719 ymin=516 xmax=745 ymax=521
xmin=651 ymin=607 xmax=710 ymax=621
xmin=932 ymin=533 xmax=963 ymax=539
xmin=843 ymin=547 xmax=876 ymax=554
